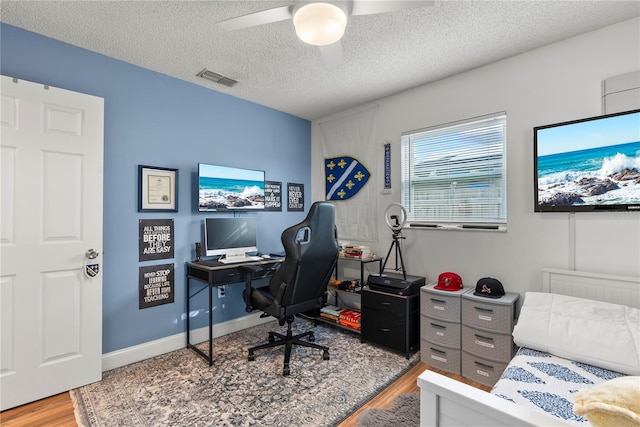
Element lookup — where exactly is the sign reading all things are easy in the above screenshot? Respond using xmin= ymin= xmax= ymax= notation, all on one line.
xmin=139 ymin=219 xmax=174 ymax=261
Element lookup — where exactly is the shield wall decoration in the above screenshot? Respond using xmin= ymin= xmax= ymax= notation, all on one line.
xmin=325 ymin=156 xmax=370 ymax=201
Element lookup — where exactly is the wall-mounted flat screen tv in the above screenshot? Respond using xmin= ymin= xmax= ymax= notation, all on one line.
xmin=534 ymin=109 xmax=640 ymax=212
xmin=198 ymin=163 xmax=265 ymax=211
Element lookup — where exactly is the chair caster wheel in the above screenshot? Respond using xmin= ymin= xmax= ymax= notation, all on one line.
xmin=283 ymin=364 xmax=290 ymax=376
xmin=323 ymin=350 xmax=330 ymax=360
xmin=308 ymin=333 xmax=315 ymax=342
xmin=248 ymin=351 xmax=255 ymax=361
xmin=268 ymin=335 xmax=275 ymax=343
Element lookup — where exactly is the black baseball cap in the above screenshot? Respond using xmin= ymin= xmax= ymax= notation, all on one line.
xmin=474 ymin=277 xmax=505 ymax=298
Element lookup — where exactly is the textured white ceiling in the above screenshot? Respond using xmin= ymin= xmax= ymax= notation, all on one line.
xmin=1 ymin=1 xmax=639 ymax=120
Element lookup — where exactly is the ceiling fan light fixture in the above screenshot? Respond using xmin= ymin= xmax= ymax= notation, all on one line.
xmin=293 ymin=2 xmax=347 ymax=46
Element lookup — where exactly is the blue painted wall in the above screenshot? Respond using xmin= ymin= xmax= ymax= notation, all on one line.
xmin=1 ymin=23 xmax=312 ymax=353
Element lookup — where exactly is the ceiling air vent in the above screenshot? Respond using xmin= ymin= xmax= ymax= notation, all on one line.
xmin=196 ymin=69 xmax=238 ymax=87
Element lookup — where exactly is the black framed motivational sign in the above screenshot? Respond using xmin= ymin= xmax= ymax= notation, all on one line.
xmin=287 ymin=182 xmax=304 ymax=212
xmin=264 ymin=180 xmax=282 ymax=211
xmin=139 ymin=263 xmax=174 ymax=309
xmin=139 ymin=219 xmax=174 ymax=261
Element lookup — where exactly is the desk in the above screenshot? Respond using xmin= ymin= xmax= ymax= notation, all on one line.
xmin=185 ymin=258 xmax=283 ymax=365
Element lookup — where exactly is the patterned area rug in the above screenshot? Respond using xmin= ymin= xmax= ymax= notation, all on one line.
xmin=356 ymin=393 xmax=420 ymax=427
xmin=71 ymin=318 xmax=419 ymax=427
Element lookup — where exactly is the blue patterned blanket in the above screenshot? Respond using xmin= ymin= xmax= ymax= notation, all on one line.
xmin=491 ymin=347 xmax=625 ymax=426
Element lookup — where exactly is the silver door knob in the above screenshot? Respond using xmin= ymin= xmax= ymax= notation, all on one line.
xmin=86 ymin=249 xmax=99 ymax=259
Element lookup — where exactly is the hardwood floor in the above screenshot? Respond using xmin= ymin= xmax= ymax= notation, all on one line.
xmin=0 ymin=392 xmax=76 ymax=427
xmin=337 ymin=362 xmax=491 ymax=427
xmin=0 ymin=362 xmax=490 ymax=426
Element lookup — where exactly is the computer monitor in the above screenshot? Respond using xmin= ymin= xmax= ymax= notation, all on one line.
xmin=203 ymin=217 xmax=258 ymax=260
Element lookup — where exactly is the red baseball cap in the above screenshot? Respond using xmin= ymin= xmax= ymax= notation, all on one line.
xmin=435 ymin=272 xmax=463 ymax=291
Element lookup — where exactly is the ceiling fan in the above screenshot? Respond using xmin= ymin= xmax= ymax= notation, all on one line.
xmin=217 ymin=1 xmax=434 ymax=67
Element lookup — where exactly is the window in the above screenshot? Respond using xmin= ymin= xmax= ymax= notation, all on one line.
xmin=401 ymin=112 xmax=507 ymax=228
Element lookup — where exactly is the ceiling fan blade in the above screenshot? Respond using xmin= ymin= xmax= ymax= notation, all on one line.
xmin=319 ymin=41 xmax=343 ymax=68
xmin=217 ymin=5 xmax=293 ymax=31
xmin=351 ymin=0 xmax=434 ymax=16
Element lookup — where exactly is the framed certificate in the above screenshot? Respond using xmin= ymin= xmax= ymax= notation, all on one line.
xmin=138 ymin=165 xmax=178 ymax=212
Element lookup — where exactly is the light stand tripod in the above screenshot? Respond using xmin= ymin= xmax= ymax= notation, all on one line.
xmin=381 ymin=215 xmax=407 ymax=279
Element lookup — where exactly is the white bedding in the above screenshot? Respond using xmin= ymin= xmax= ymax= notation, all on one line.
xmin=491 ymin=347 xmax=625 ymax=426
xmin=512 ymin=292 xmax=640 ymax=375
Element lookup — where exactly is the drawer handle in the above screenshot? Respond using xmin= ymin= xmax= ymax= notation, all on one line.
xmin=430 ymin=298 xmax=446 ymax=303
xmin=474 ymin=334 xmax=494 ymax=341
xmin=379 ymin=328 xmax=391 ymax=333
xmin=430 ymin=323 xmax=446 ymax=330
xmin=474 ymin=361 xmax=494 ymax=370
xmin=474 ymin=306 xmax=494 ymax=313
xmin=430 ymin=347 xmax=446 ymax=355
xmin=378 ymin=301 xmax=391 ymax=306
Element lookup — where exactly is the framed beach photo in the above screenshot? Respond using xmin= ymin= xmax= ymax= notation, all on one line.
xmin=138 ymin=165 xmax=178 ymax=212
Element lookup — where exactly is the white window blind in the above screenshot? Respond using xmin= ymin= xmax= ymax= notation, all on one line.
xmin=401 ymin=113 xmax=507 ymax=227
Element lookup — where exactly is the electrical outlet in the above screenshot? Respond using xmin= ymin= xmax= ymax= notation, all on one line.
xmin=218 ymin=286 xmax=225 ymax=299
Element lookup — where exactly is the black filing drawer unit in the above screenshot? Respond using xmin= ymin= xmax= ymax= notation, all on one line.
xmin=361 ymin=287 xmax=419 ymax=358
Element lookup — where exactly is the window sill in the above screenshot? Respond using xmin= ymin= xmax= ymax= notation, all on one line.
xmin=408 ymin=223 xmax=507 ymax=232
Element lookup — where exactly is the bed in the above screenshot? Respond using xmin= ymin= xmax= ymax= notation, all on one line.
xmin=417 ymin=268 xmax=640 ymax=427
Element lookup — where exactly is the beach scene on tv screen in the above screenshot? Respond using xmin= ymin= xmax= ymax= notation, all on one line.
xmin=536 ymin=112 xmax=640 ymax=207
xmin=199 ymin=165 xmax=264 ymax=210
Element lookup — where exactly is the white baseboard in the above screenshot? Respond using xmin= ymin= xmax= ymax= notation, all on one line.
xmin=101 ymin=313 xmax=274 ymax=372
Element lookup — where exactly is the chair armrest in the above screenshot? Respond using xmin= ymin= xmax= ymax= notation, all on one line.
xmin=240 ymin=265 xmax=263 ymax=312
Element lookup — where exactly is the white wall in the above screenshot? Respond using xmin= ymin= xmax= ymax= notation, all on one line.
xmin=312 ymin=18 xmax=640 ymax=296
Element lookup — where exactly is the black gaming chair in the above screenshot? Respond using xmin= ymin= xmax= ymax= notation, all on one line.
xmin=242 ymin=201 xmax=339 ymax=375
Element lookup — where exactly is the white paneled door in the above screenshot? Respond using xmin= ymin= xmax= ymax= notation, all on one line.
xmin=0 ymin=75 xmax=104 ymax=410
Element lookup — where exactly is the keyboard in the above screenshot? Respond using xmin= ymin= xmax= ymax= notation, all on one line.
xmin=218 ymin=255 xmax=263 ymax=265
